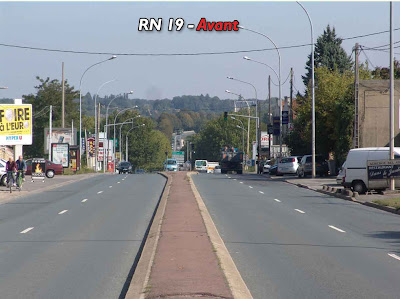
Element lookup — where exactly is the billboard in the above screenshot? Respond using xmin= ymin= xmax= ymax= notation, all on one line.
xmin=172 ymin=151 xmax=185 ymax=165
xmin=51 ymin=143 xmax=70 ymax=168
xmin=261 ymin=132 xmax=273 ymax=148
xmin=44 ymin=128 xmax=76 ymax=154
xmin=367 ymin=159 xmax=400 ymax=180
xmin=31 ymin=158 xmax=46 ymax=180
xmin=0 ymin=104 xmax=32 ymax=145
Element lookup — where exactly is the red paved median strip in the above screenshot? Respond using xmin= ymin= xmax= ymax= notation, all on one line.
xmin=146 ymin=171 xmax=233 ymax=298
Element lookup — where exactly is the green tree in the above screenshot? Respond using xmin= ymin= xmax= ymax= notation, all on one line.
xmin=23 ymin=77 xmax=79 ymax=158
xmin=372 ymin=58 xmax=400 ymax=79
xmin=303 ymin=25 xmax=353 ymax=88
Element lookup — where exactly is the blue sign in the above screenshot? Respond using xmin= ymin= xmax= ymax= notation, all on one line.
xmin=282 ymin=111 xmax=289 ymax=125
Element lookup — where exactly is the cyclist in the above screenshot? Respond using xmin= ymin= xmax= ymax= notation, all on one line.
xmin=16 ymin=155 xmax=27 ymax=187
xmin=6 ymin=157 xmax=17 ymax=187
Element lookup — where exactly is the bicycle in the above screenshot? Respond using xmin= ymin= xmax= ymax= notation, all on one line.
xmin=6 ymin=171 xmax=15 ymax=193
xmin=16 ymin=170 xmax=24 ymax=191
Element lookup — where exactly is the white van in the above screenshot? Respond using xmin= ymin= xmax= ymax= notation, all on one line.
xmin=206 ymin=162 xmax=220 ymax=173
xmin=195 ymin=160 xmax=208 ymax=172
xmin=341 ymin=147 xmax=400 ymax=194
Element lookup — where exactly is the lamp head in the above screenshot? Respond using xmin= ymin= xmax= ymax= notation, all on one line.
xmin=238 ymin=25 xmax=244 ymax=29
xmin=128 ymin=91 xmax=134 ymax=94
xmin=230 ymin=116 xmax=236 ymax=120
xmin=243 ymin=56 xmax=251 ymax=61
xmin=225 ymin=90 xmax=231 ymax=93
xmin=227 ymin=76 xmax=233 ymax=80
xmin=109 ymin=55 xmax=117 ymax=60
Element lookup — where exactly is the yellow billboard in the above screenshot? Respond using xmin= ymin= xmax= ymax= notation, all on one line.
xmin=0 ymin=104 xmax=32 ymax=145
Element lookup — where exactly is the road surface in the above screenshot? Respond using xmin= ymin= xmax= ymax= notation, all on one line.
xmin=0 ymin=173 xmax=165 ymax=299
xmin=193 ymin=173 xmax=400 ymax=299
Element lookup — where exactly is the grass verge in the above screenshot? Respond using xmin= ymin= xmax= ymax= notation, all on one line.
xmin=63 ymin=168 xmax=96 ymax=175
xmin=373 ymin=198 xmax=400 ymax=210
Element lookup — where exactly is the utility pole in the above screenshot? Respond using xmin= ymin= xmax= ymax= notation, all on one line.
xmin=61 ymin=62 xmax=65 ymax=128
xmin=48 ymin=105 xmax=52 ymax=161
xmin=389 ymin=2 xmax=395 ymax=190
xmin=290 ymin=68 xmax=293 ymax=124
xmin=268 ymin=75 xmax=272 ymax=159
xmin=354 ymin=43 xmax=360 ymax=148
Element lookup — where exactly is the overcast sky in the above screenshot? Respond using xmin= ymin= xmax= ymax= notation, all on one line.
xmin=0 ymin=1 xmax=398 ymax=102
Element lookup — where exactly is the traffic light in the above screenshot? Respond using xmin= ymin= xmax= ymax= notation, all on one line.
xmin=224 ymin=112 xmax=228 ymax=120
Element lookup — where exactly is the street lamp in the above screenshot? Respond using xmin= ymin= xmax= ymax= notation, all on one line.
xmin=227 ymin=76 xmax=260 ymax=173
xmin=226 ymin=90 xmax=252 ymax=163
xmin=238 ymin=25 xmax=282 ymax=159
xmin=94 ymin=79 xmax=116 ymax=172
xmin=0 ymin=87 xmax=8 ymax=89
xmin=297 ymin=1 xmax=316 ymax=178
xmin=125 ymin=124 xmax=145 ymax=162
xmin=231 ymin=116 xmax=246 ymax=156
xmin=104 ymin=91 xmax=134 ymax=173
xmin=79 ymin=55 xmax=116 ymax=169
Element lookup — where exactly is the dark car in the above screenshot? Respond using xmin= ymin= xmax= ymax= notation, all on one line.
xmin=135 ymin=169 xmax=145 ymax=174
xmin=297 ymin=155 xmax=329 ymax=177
xmin=26 ymin=159 xmax=63 ymax=178
xmin=117 ymin=161 xmax=132 ymax=174
xmin=269 ymin=160 xmax=279 ymax=176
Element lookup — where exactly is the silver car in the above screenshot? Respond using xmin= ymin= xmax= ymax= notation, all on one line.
xmin=277 ymin=156 xmax=302 ymax=175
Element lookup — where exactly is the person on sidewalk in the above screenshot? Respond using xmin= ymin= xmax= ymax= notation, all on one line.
xmin=6 ymin=157 xmax=17 ymax=187
xmin=16 ymin=155 xmax=27 ymax=182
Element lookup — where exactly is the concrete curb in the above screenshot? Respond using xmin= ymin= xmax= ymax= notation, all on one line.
xmin=284 ymin=179 xmax=400 ymax=216
xmin=188 ymin=172 xmax=253 ymax=299
xmin=0 ymin=173 xmax=102 ymax=206
xmin=125 ymin=172 xmax=171 ymax=299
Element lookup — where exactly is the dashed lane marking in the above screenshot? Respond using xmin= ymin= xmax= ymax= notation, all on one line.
xmin=249 ymin=186 xmax=253 ymax=189
xmin=117 ymin=182 xmax=121 ymax=184
xmin=240 ymin=182 xmax=243 ymax=184
xmin=329 ymin=225 xmax=346 ymax=233
xmin=295 ymin=209 xmax=305 ymax=214
xmin=20 ymin=227 xmax=34 ymax=234
xmin=228 ymin=177 xmax=232 ymax=179
xmin=58 ymin=210 xmax=68 ymax=215
xmin=233 ymin=179 xmax=237 ymax=181
xmin=81 ymin=199 xmax=88 ymax=203
xmin=97 ymin=191 xmax=103 ymax=194
xmin=388 ymin=253 xmax=400 ymax=261
xmin=274 ymin=199 xmax=281 ymax=202
xmin=259 ymin=191 xmax=264 ymax=194
xmin=109 ymin=186 xmax=112 ymax=188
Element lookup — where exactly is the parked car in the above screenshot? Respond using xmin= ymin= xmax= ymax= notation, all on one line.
xmin=214 ymin=165 xmax=222 ymax=174
xmin=277 ymin=156 xmax=302 ymax=175
xmin=25 ymin=159 xmax=63 ymax=178
xmin=341 ymin=147 xmax=400 ymax=194
xmin=135 ymin=169 xmax=146 ymax=174
xmin=0 ymin=159 xmax=7 ymax=185
xmin=336 ymin=162 xmax=346 ymax=185
xmin=297 ymin=155 xmax=329 ymax=177
xmin=117 ymin=161 xmax=133 ymax=174
xmin=263 ymin=160 xmax=271 ymax=174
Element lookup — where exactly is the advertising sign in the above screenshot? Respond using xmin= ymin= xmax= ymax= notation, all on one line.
xmin=87 ymin=137 xmax=95 ymax=157
xmin=44 ymin=128 xmax=76 ymax=154
xmin=31 ymin=158 xmax=46 ymax=180
xmin=0 ymin=104 xmax=32 ymax=145
xmin=367 ymin=160 xmax=400 ymax=180
xmin=51 ymin=143 xmax=69 ymax=168
xmin=69 ymin=146 xmax=79 ymax=171
xmin=261 ymin=131 xmax=273 ymax=148
xmin=172 ymin=151 xmax=185 ymax=165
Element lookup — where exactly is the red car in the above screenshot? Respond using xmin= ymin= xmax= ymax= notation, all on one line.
xmin=26 ymin=159 xmax=63 ymax=178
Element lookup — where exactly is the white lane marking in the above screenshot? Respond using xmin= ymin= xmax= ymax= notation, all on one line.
xmin=259 ymin=191 xmax=264 ymax=194
xmin=329 ymin=225 xmax=346 ymax=233
xmin=97 ymin=191 xmax=103 ymax=194
xmin=117 ymin=182 xmax=121 ymax=184
xmin=240 ymin=181 xmax=243 ymax=184
xmin=249 ymin=186 xmax=253 ymax=189
xmin=295 ymin=209 xmax=305 ymax=214
xmin=58 ymin=210 xmax=68 ymax=215
xmin=228 ymin=176 xmax=232 ymax=179
xmin=81 ymin=199 xmax=88 ymax=203
xmin=109 ymin=186 xmax=112 ymax=188
xmin=388 ymin=253 xmax=400 ymax=261
xmin=274 ymin=198 xmax=281 ymax=202
xmin=122 ymin=179 xmax=125 ymax=181
xmin=233 ymin=179 xmax=237 ymax=181
xmin=20 ymin=227 xmax=34 ymax=234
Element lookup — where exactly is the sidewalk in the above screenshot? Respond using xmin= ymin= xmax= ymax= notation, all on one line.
xmin=0 ymin=173 xmax=101 ymax=204
xmin=145 ymin=172 xmax=233 ymax=298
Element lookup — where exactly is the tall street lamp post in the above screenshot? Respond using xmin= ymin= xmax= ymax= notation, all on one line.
xmin=79 ymin=55 xmax=116 ymax=169
xmin=125 ymin=124 xmax=145 ymax=162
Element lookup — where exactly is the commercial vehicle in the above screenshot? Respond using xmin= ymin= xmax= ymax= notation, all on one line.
xmin=195 ymin=160 xmax=208 ymax=172
xmin=340 ymin=147 xmax=400 ymax=194
xmin=220 ymin=146 xmax=243 ymax=174
xmin=207 ymin=162 xmax=220 ymax=173
xmin=297 ymin=155 xmax=329 ymax=177
xmin=117 ymin=161 xmax=133 ymax=174
xmin=25 ymin=159 xmax=63 ymax=178
xmin=277 ymin=156 xmax=302 ymax=175
xmin=164 ymin=158 xmax=178 ymax=171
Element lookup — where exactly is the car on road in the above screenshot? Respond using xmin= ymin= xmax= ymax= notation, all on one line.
xmin=135 ymin=169 xmax=146 ymax=174
xmin=297 ymin=155 xmax=329 ymax=177
xmin=117 ymin=161 xmax=133 ymax=174
xmin=164 ymin=159 xmax=178 ymax=171
xmin=262 ymin=160 xmax=272 ymax=174
xmin=277 ymin=156 xmax=302 ymax=176
xmin=0 ymin=159 xmax=7 ymax=185
xmin=25 ymin=159 xmax=63 ymax=178
xmin=214 ymin=165 xmax=222 ymax=174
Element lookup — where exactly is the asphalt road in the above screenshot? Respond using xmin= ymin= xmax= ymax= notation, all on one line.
xmin=0 ymin=173 xmax=166 ymax=299
xmin=193 ymin=173 xmax=400 ymax=299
